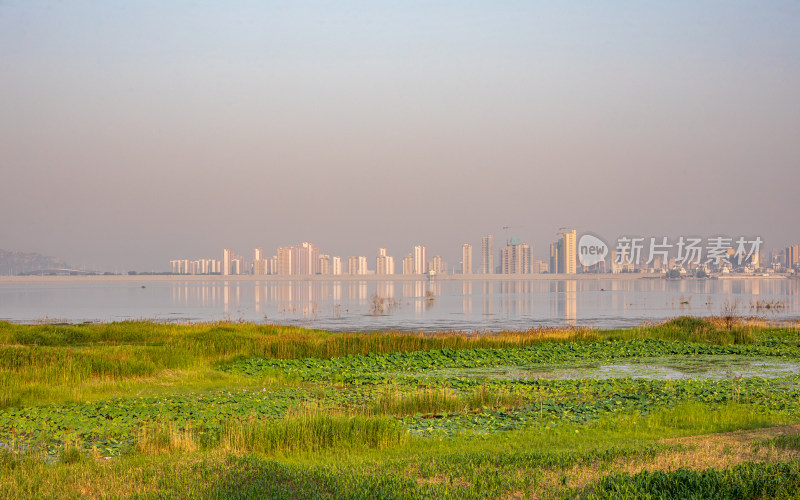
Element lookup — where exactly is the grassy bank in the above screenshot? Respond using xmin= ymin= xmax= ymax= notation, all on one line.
xmin=0 ymin=317 xmax=772 ymax=408
xmin=1 ymin=317 xmax=799 ymax=498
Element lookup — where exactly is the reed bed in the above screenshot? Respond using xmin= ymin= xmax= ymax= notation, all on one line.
xmin=0 ymin=317 xmax=794 ymax=409
xmin=221 ymin=412 xmax=409 ymax=454
xmin=371 ymin=385 xmax=524 ymax=417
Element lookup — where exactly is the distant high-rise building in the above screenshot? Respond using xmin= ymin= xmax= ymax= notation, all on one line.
xmin=171 ymin=257 xmax=220 ymax=275
xmin=231 ymin=255 xmax=243 ymax=275
xmin=550 ymin=241 xmax=561 ymax=274
xmin=253 ymin=248 xmax=267 ymax=275
xmin=319 ymin=254 xmax=331 ymax=275
xmin=532 ymin=260 xmax=548 ymax=273
xmin=430 ymin=255 xmax=445 ymax=274
xmin=253 ymin=260 xmax=266 ymax=275
xmin=402 ymin=254 xmax=414 ymax=275
xmin=298 ymin=242 xmax=319 ymax=275
xmin=376 ymin=248 xmax=395 ymax=275
xmin=386 ymin=256 xmax=395 ymax=275
xmin=481 ymin=236 xmax=494 ymax=274
xmin=461 ymin=244 xmax=472 ymax=274
xmin=413 ymin=246 xmax=427 ymax=274
xmin=276 ymin=247 xmax=293 ymax=275
xmin=347 ymin=256 xmax=359 ymax=275
xmin=358 ymin=256 xmax=369 ymax=275
xmin=332 ymin=256 xmax=342 ymax=275
xmin=785 ymin=245 xmax=799 ymax=270
xmin=223 ymin=248 xmax=233 ymax=276
xmin=562 ymin=230 xmax=577 ymax=275
xmin=274 ymin=242 xmax=320 ymax=275
xmin=501 ymin=241 xmax=532 ymax=274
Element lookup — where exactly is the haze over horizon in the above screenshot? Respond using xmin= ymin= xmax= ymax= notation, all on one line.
xmin=2 ymin=1 xmax=798 ymax=272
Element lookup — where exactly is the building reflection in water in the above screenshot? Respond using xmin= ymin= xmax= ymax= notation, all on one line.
xmin=166 ymin=277 xmax=797 ymax=328
xmin=376 ymin=281 xmax=395 ymax=300
xmin=462 ymin=281 xmax=472 ymax=315
xmin=499 ymin=281 xmax=536 ymax=317
xmin=482 ymin=281 xmax=493 ymax=317
xmin=550 ymin=280 xmax=576 ymax=326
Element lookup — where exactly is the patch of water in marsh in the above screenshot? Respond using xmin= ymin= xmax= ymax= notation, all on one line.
xmin=402 ymin=356 xmax=800 ymax=381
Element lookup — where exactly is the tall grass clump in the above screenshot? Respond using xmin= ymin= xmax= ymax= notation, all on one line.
xmin=607 ymin=317 xmax=755 ymax=345
xmin=755 ymin=433 xmax=800 ymax=452
xmin=587 ymin=461 xmax=800 ymax=500
xmin=222 ymin=413 xmax=408 ymax=454
xmin=372 ymin=385 xmax=523 ymax=416
xmin=645 ymin=402 xmax=782 ymax=435
xmin=136 ymin=420 xmax=198 ymax=455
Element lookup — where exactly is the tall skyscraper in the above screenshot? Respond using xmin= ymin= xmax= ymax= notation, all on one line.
xmin=501 ymin=240 xmax=532 ymax=274
xmin=347 ymin=256 xmax=359 ymax=275
xmin=430 ymin=255 xmax=445 ymax=274
xmin=274 ymin=242 xmax=320 ymax=275
xmin=376 ymin=248 xmax=395 ymax=275
xmin=231 ymin=255 xmax=243 ymax=275
xmin=413 ymin=245 xmax=427 ymax=275
xmin=222 ymin=248 xmax=233 ymax=276
xmin=402 ymin=254 xmax=414 ymax=275
xmin=298 ymin=242 xmax=319 ymax=275
xmin=563 ymin=230 xmax=577 ymax=275
xmin=550 ymin=241 xmax=561 ymax=274
xmin=253 ymin=248 xmax=266 ymax=275
xmin=480 ymin=235 xmax=493 ymax=274
xmin=319 ymin=254 xmax=331 ymax=275
xmin=276 ymin=247 xmax=293 ymax=275
xmin=332 ymin=256 xmax=342 ymax=275
xmin=786 ymin=245 xmax=799 ymax=270
xmin=461 ymin=244 xmax=472 ymax=274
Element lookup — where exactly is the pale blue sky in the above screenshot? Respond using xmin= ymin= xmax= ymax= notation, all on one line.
xmin=1 ymin=1 xmax=798 ymax=271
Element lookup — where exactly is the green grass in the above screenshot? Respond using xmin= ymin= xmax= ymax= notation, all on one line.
xmin=370 ymin=385 xmax=524 ymax=416
xmin=221 ymin=412 xmax=409 ymax=455
xmin=581 ymin=461 xmax=800 ymax=499
xmin=0 ymin=316 xmax=779 ymax=409
xmin=0 ymin=403 xmax=791 ymax=499
xmin=1 ymin=317 xmax=799 ymax=498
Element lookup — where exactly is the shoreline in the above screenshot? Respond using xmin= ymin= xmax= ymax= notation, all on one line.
xmin=0 ymin=273 xmax=789 ymax=284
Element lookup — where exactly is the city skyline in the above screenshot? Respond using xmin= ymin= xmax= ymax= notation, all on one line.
xmin=164 ymin=230 xmax=799 ymax=278
xmin=2 ymin=3 xmax=799 ymax=272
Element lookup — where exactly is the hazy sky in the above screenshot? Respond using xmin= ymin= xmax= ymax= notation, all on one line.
xmin=2 ymin=1 xmax=799 ymax=271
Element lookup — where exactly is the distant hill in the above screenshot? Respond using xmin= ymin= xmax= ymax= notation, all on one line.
xmin=0 ymin=249 xmax=70 ymax=275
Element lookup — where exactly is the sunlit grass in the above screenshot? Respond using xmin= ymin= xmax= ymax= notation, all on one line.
xmin=369 ymin=385 xmax=524 ymax=417
xmin=2 ymin=317 xmax=797 ymax=408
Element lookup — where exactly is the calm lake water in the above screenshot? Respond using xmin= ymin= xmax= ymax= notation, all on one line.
xmin=1 ymin=278 xmax=799 ymax=331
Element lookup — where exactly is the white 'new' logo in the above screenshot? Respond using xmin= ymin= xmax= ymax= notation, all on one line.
xmin=578 ymin=234 xmax=608 ymax=267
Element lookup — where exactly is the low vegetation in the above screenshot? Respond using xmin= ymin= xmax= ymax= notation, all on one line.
xmin=0 ymin=317 xmax=799 ymax=498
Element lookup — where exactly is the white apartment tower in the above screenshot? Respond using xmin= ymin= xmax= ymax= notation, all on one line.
xmin=402 ymin=254 xmax=414 ymax=275
xmin=413 ymin=245 xmax=427 ymax=275
xmin=319 ymin=254 xmax=331 ymax=275
xmin=462 ymin=243 xmax=472 ymax=274
xmin=563 ymin=230 xmax=577 ymax=275
xmin=481 ymin=235 xmax=494 ymax=274
xmin=332 ymin=256 xmax=343 ymax=275
xmin=376 ymin=248 xmax=395 ymax=275
xmin=222 ymin=248 xmax=233 ymax=276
